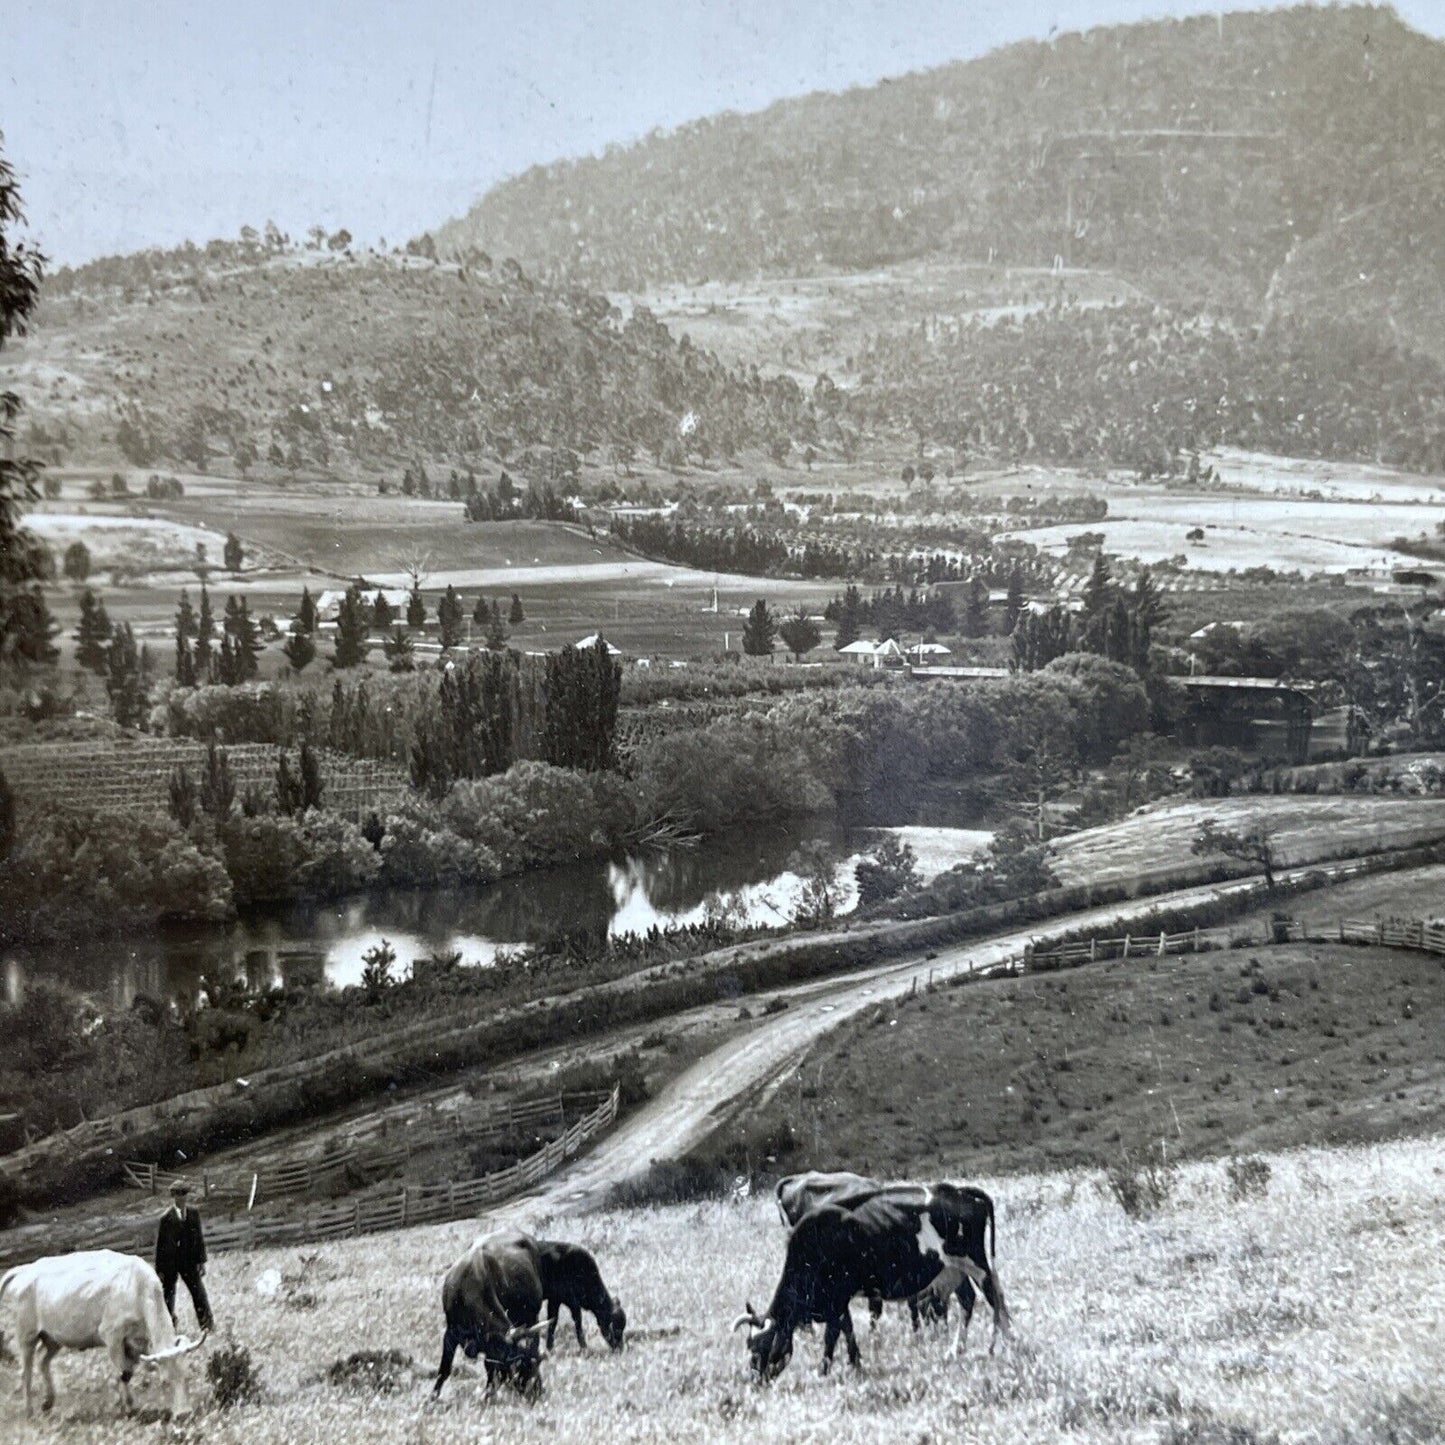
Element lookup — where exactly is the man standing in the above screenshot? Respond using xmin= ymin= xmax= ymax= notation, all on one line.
xmin=155 ymin=1180 xmax=214 ymax=1331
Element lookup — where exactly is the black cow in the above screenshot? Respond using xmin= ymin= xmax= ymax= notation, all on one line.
xmin=434 ymin=1231 xmax=548 ymax=1400
xmin=535 ymin=1239 xmax=627 ymax=1352
xmin=774 ymin=1171 xmax=996 ymax=1340
xmin=736 ymin=1182 xmax=1009 ymax=1381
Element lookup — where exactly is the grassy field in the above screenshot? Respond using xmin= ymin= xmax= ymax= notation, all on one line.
xmin=710 ymin=940 xmax=1445 ymax=1181
xmin=4 ymin=1134 xmax=1441 ymax=1442
xmin=1050 ymin=796 xmax=1445 ymax=889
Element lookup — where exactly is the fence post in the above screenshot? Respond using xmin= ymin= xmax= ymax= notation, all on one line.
xmin=1158 ymin=931 xmax=1166 ymax=957
xmin=1193 ymin=926 xmax=1200 ymax=953
xmin=1122 ymin=934 xmax=1131 ymax=959
xmin=1090 ymin=937 xmax=1096 ymax=962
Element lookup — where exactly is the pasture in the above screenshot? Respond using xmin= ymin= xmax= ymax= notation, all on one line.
xmin=1049 ymin=796 xmax=1445 ymax=889
xmin=2 ymin=1135 xmax=1441 ymax=1442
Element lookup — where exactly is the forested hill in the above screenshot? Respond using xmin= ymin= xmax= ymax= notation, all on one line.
xmin=17 ymin=250 xmax=819 ymax=477
xmin=436 ymin=5 xmax=1444 ymax=311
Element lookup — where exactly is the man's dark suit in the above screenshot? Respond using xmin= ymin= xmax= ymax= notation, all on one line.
xmin=155 ymin=1202 xmax=214 ymax=1331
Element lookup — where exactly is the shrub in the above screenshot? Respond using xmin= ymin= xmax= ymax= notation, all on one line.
xmin=1225 ymin=1155 xmax=1272 ymax=1202
xmin=206 ymin=1332 xmax=261 ymax=1408
xmin=326 ymin=1350 xmax=413 ymax=1394
xmin=1103 ymin=1146 xmax=1177 ymax=1219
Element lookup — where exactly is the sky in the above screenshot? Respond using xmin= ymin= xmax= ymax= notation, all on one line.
xmin=4 ymin=0 xmax=1443 ymax=266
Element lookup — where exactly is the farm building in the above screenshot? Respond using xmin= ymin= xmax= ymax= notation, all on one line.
xmin=1177 ymin=676 xmax=1315 ymax=762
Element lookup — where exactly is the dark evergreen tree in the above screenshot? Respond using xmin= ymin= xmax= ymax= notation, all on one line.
xmin=223 ymin=532 xmax=244 ymax=573
xmin=297 ymin=585 xmax=318 ymax=635
xmin=74 ymin=588 xmax=112 ymax=673
xmin=199 ymin=740 xmax=235 ymax=820
xmin=1004 ymin=564 xmax=1026 ymax=633
xmin=372 ymin=590 xmax=395 ymax=630
xmin=508 ymin=593 xmax=525 ymax=625
xmin=742 ymin=598 xmax=776 ymax=656
xmin=332 ymin=584 xmax=371 ymax=669
xmin=224 ymin=595 xmax=263 ymax=680
xmin=485 ymin=605 xmax=508 ymax=651
xmin=778 ymin=606 xmax=822 ymax=661
xmin=282 ymin=628 xmax=316 ymax=672
xmin=473 ymin=594 xmax=490 ymax=626
xmin=542 ymin=640 xmax=621 ymax=772
xmin=833 ymin=584 xmax=863 ymax=650
xmin=383 ymin=626 xmax=415 ymax=671
xmin=406 ymin=584 xmax=427 ymax=629
xmin=167 ymin=765 xmax=197 ymax=828
xmin=963 ymin=576 xmax=989 ymax=638
xmin=437 ymin=585 xmax=465 ymax=649
xmin=104 ymin=622 xmax=147 ymax=727
xmin=195 ymin=584 xmax=215 ymax=673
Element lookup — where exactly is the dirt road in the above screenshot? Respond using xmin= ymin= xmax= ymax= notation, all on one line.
xmin=492 ymin=860 xmax=1358 ymax=1222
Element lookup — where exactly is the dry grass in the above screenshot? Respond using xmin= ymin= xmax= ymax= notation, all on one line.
xmin=1051 ymin=796 xmax=1445 ymax=888
xmin=3 ymin=1136 xmax=1442 ymax=1442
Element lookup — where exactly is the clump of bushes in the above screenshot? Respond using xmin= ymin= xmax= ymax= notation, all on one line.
xmin=1225 ymin=1155 xmax=1272 ymax=1202
xmin=207 ymin=1332 xmax=262 ymax=1408
xmin=1103 ymin=1145 xmax=1178 ymax=1219
xmin=326 ymin=1349 xmax=413 ymax=1394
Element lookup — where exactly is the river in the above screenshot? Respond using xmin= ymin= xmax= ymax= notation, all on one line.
xmin=2 ymin=813 xmax=992 ymax=1012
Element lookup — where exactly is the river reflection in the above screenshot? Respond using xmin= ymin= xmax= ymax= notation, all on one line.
xmin=3 ymin=818 xmax=990 ymax=1010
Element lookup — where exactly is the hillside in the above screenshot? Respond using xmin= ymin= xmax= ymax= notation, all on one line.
xmin=3 ymin=250 xmax=821 ymax=480
xmin=437 ymin=5 xmax=1445 ymax=321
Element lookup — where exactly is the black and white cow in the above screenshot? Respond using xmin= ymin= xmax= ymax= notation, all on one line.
xmin=774 ymin=1171 xmax=1001 ymax=1340
xmin=534 ymin=1239 xmax=627 ymax=1352
xmin=737 ymin=1181 xmax=1009 ymax=1380
xmin=434 ymin=1231 xmax=548 ymax=1400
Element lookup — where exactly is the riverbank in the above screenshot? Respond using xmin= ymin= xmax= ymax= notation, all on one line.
xmin=8 ymin=832 xmax=1443 ymax=1211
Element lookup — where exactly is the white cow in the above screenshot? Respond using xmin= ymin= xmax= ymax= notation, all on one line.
xmin=0 ymin=1249 xmax=205 ymax=1416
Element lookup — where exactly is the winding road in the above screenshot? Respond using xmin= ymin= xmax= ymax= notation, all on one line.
xmin=494 ymin=856 xmax=1379 ymax=1222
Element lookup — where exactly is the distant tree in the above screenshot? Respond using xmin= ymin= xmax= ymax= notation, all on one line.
xmin=406 ymin=584 xmax=427 ymax=629
xmin=282 ymin=628 xmax=316 ymax=673
xmin=383 ymin=626 xmax=415 ymax=671
xmin=508 ymin=593 xmax=525 ymax=625
xmin=174 ymin=631 xmax=197 ymax=687
xmin=74 ymin=588 xmax=112 ymax=673
xmin=62 ymin=541 xmax=90 ymax=583
xmin=359 ymin=939 xmax=396 ymax=1002
xmin=223 ymin=532 xmax=244 ymax=573
xmin=199 ymin=740 xmax=235 ymax=820
xmin=778 ymin=606 xmax=821 ymax=662
xmin=742 ymin=598 xmax=777 ymax=657
xmin=1004 ymin=564 xmax=1026 ymax=633
xmin=296 ymin=586 xmax=318 ymax=635
xmin=833 ymin=584 xmax=863 ymax=651
xmin=963 ymin=576 xmax=989 ymax=638
xmin=789 ymin=840 xmax=843 ymax=928
xmin=371 ymin=590 xmax=395 ymax=630
xmin=195 ymin=584 xmax=215 ymax=673
xmin=437 ymin=585 xmax=465 ymax=649
xmin=1192 ymin=816 xmax=1277 ymax=890
xmin=473 ymin=595 xmax=490 ymax=627
xmin=855 ymin=834 xmax=920 ymax=905
xmin=168 ymin=765 xmax=198 ymax=828
xmin=332 ymin=584 xmax=370 ymax=669
xmin=104 ymin=622 xmax=147 ymax=728
xmin=484 ymin=606 xmax=508 ymax=651
xmin=223 ymin=595 xmax=262 ymax=680
xmin=1082 ymin=554 xmax=1114 ymax=633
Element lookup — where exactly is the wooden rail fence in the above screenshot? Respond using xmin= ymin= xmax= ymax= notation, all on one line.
xmin=0 ymin=1087 xmax=618 ymax=1270
xmin=1025 ymin=919 xmax=1306 ymax=970
xmin=119 ymin=1091 xmax=606 ymax=1204
xmin=1337 ymin=917 xmax=1445 ymax=954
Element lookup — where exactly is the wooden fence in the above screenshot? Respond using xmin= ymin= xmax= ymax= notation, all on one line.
xmin=0 ymin=1087 xmax=619 ymax=1270
xmin=1025 ymin=919 xmax=1307 ymax=971
xmin=119 ymin=1091 xmax=606 ymax=1205
xmin=1337 ymin=917 xmax=1445 ymax=954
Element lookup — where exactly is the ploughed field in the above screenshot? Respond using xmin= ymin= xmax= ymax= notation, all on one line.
xmin=4 ymin=1134 xmax=1441 ymax=1443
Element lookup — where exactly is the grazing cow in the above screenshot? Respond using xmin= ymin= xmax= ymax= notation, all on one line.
xmin=736 ymin=1182 xmax=1009 ymax=1381
xmin=0 ymin=1249 xmax=205 ymax=1417
xmin=535 ymin=1240 xmax=627 ymax=1352
xmin=775 ymin=1170 xmax=976 ymax=1335
xmin=434 ymin=1231 xmax=548 ymax=1400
